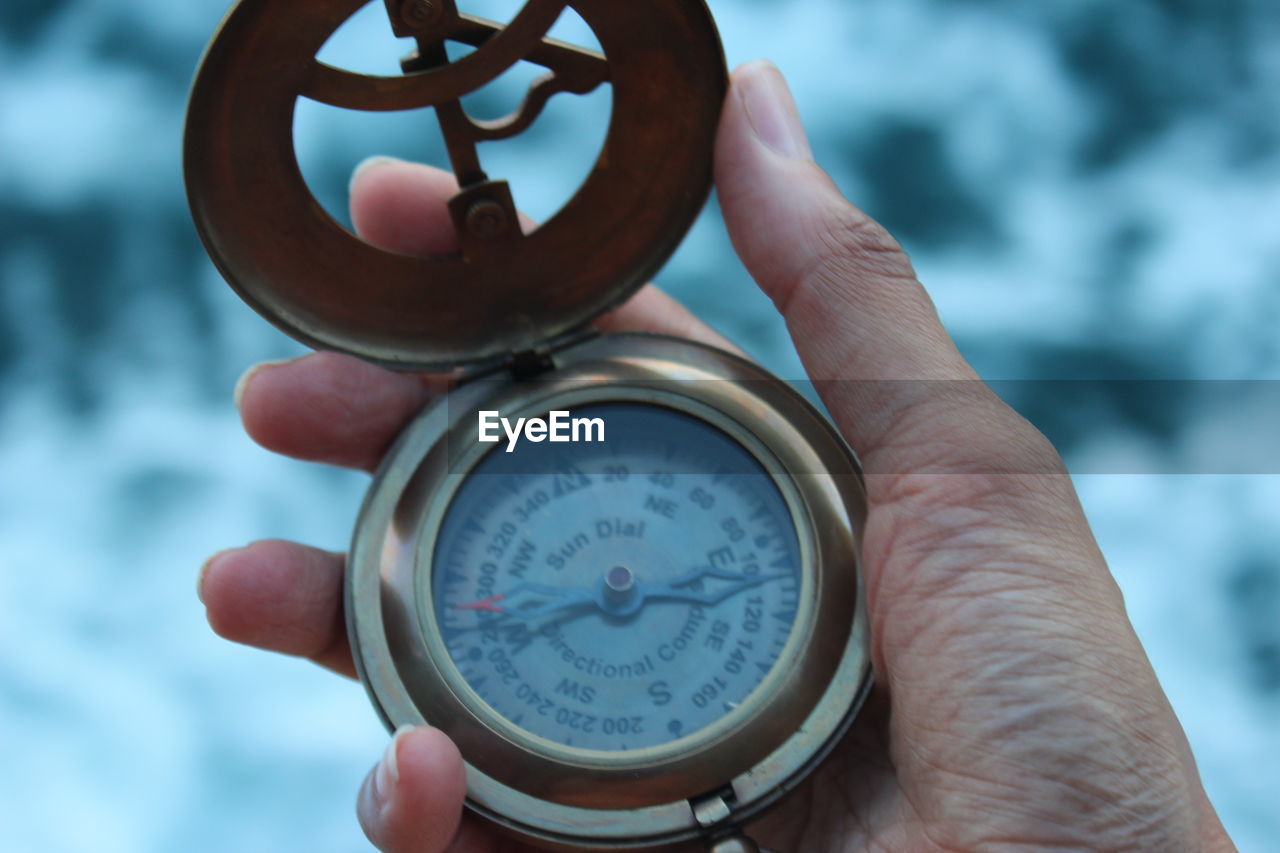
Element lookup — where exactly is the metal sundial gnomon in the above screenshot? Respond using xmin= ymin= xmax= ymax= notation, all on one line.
xmin=185 ymin=0 xmax=726 ymax=371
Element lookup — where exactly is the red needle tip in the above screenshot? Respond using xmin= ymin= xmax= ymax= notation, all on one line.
xmin=454 ymin=593 xmax=506 ymax=613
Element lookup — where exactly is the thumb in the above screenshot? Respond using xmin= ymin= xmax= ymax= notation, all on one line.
xmin=715 ymin=61 xmax=1055 ymax=482
xmin=357 ymin=726 xmax=468 ymax=853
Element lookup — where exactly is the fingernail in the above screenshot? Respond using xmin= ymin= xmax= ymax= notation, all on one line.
xmin=350 ymin=156 xmax=401 ymax=194
xmin=232 ymin=359 xmax=289 ymax=411
xmin=373 ymin=725 xmax=415 ymax=801
xmin=197 ymin=548 xmax=236 ymax=604
xmin=739 ymin=60 xmax=812 ymax=161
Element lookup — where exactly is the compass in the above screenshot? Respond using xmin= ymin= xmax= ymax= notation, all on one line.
xmin=185 ymin=1 xmax=872 ymax=850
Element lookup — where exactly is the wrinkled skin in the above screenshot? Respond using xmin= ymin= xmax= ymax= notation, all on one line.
xmin=198 ymin=62 xmax=1236 ymax=853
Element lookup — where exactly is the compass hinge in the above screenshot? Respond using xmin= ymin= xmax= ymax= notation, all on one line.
xmin=507 ymin=346 xmax=556 ymax=379
xmin=692 ymin=789 xmax=777 ymax=853
xmin=691 ymin=788 xmax=749 ymax=853
xmin=502 ymin=326 xmax=601 ymax=380
xmin=691 ymin=789 xmax=734 ymax=828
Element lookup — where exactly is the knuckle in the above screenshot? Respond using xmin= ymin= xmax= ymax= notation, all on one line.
xmin=819 ymin=206 xmax=913 ymax=277
xmin=779 ymin=200 xmax=924 ymax=318
xmin=897 ymin=388 xmax=1070 ymax=479
xmin=817 ymin=206 xmax=912 ymax=274
xmin=869 ymin=395 xmax=1085 ymax=550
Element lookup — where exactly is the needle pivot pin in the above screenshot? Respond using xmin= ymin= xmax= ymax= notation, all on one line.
xmin=605 ymin=565 xmax=636 ymax=598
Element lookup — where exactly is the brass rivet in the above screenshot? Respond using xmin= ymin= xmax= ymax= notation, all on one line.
xmin=400 ymin=0 xmax=438 ymax=27
xmin=466 ymin=200 xmax=509 ymax=238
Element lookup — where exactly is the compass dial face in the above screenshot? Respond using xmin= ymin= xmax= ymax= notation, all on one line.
xmin=431 ymin=403 xmax=802 ymax=752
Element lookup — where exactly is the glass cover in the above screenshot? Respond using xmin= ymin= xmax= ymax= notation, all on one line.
xmin=432 ymin=403 xmax=800 ymax=751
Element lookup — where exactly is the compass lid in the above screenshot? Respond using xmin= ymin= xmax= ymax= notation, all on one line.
xmin=184 ymin=0 xmax=727 ymax=372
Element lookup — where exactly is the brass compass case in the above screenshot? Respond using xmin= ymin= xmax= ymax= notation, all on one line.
xmin=349 ymin=333 xmax=871 ymax=849
xmin=184 ymin=1 xmax=873 ymax=850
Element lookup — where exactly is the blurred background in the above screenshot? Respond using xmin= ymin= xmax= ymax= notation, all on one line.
xmin=2 ymin=0 xmax=1278 ymax=850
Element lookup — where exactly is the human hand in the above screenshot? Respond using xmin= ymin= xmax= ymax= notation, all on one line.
xmin=197 ymin=60 xmax=1236 ymax=852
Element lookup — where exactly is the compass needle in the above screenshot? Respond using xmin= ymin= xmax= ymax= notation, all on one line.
xmin=454 ymin=593 xmax=505 ymax=613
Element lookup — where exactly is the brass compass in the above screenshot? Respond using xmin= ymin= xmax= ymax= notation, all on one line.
xmin=186 ymin=2 xmax=872 ymax=850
